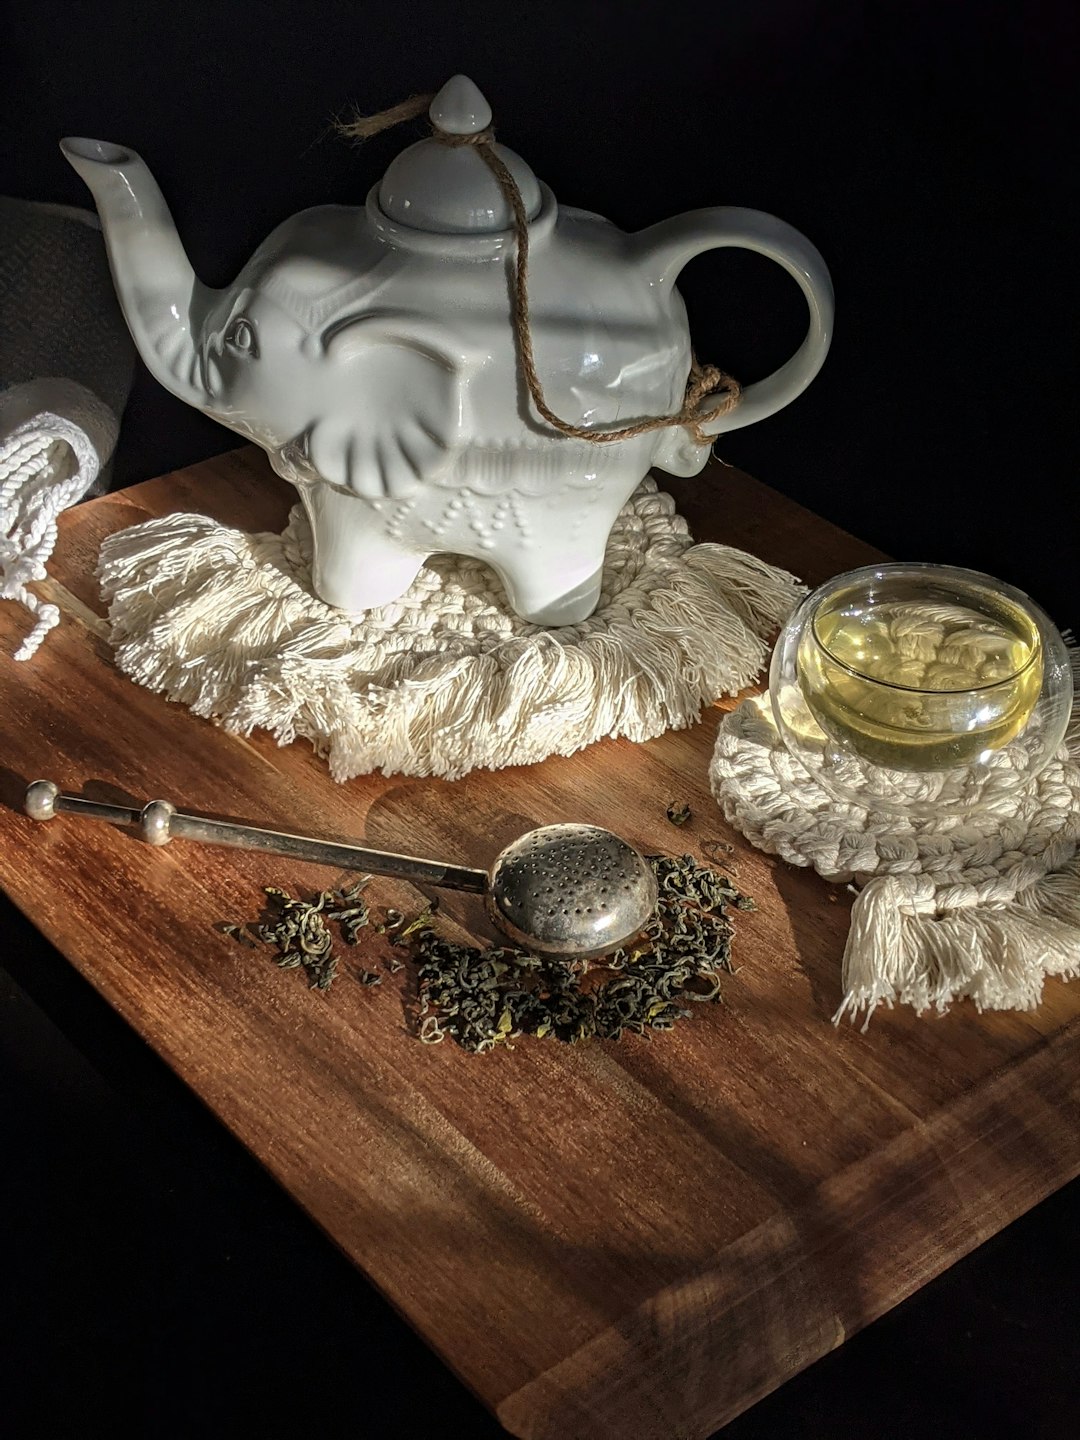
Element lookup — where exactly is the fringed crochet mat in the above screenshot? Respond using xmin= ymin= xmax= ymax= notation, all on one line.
xmin=97 ymin=479 xmax=801 ymax=781
xmin=710 ymin=693 xmax=1080 ymax=1026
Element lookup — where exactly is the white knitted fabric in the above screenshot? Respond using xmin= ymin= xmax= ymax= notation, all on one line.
xmin=0 ymin=378 xmax=119 ymax=659
xmin=98 ymin=479 xmax=801 ymax=781
xmin=0 ymin=198 xmax=134 ymax=659
xmin=710 ymin=692 xmax=1080 ymax=1026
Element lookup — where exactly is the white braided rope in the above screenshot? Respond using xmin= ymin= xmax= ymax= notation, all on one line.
xmin=0 ymin=383 xmax=115 ymax=659
xmin=710 ymin=693 xmax=1080 ymax=1025
xmin=98 ymin=478 xmax=802 ymax=781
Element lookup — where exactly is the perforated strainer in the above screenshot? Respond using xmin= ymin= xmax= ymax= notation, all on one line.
xmin=25 ymin=782 xmax=657 ymax=959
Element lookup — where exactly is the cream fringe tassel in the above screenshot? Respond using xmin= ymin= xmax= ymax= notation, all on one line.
xmin=98 ymin=480 xmax=802 ymax=782
xmin=710 ymin=693 xmax=1080 ymax=1026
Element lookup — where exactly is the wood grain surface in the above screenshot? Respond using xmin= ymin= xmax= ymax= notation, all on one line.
xmin=1 ymin=448 xmax=1077 ymax=1440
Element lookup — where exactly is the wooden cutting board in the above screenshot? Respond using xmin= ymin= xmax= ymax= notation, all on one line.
xmin=1 ymin=448 xmax=1077 ymax=1440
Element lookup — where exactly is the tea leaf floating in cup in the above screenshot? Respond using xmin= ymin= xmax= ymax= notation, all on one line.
xmin=769 ymin=563 xmax=1073 ymax=819
xmin=802 ymin=585 xmax=1044 ymax=771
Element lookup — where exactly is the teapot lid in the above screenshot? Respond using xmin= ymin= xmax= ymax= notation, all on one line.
xmin=377 ymin=75 xmax=543 ymax=234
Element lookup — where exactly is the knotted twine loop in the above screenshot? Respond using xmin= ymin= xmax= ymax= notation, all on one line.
xmin=338 ymin=94 xmax=740 ymax=447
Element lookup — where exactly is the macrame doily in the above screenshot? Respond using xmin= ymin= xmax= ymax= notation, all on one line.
xmin=98 ymin=479 xmax=801 ymax=781
xmin=710 ymin=693 xmax=1080 ymax=1025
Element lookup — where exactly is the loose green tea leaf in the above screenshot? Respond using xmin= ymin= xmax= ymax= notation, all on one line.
xmin=225 ymin=879 xmax=372 ymax=992
xmin=410 ymin=853 xmax=751 ymax=1054
xmin=395 ymin=905 xmax=439 ymax=944
xmin=666 ymin=801 xmax=693 ymax=827
xmin=327 ymin=883 xmax=372 ymax=946
xmin=379 ymin=909 xmax=405 ymax=935
xmin=221 ymin=922 xmax=260 ymax=948
xmin=224 ymin=854 xmax=751 ymax=1050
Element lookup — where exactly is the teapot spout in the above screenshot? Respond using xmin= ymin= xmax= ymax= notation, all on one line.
xmin=60 ymin=138 xmax=215 ymax=408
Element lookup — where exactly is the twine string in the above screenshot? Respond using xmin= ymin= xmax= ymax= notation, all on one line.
xmin=339 ymin=95 xmax=740 ymax=446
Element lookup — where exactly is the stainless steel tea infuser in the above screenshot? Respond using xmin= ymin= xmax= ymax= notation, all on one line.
xmin=25 ymin=781 xmax=657 ymax=959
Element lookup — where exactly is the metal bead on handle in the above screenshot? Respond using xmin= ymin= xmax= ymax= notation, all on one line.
xmin=140 ymin=800 xmax=176 ymax=846
xmin=24 ymin=779 xmax=60 ymax=821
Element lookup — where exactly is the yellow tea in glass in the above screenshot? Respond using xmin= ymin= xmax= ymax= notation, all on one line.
xmin=795 ymin=574 xmax=1044 ymax=772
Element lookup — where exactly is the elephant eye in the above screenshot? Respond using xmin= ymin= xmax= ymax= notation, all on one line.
xmin=225 ymin=317 xmax=257 ymax=357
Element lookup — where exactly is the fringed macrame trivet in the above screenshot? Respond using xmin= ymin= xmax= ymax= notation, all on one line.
xmin=710 ymin=693 xmax=1080 ymax=1027
xmin=98 ymin=479 xmax=801 ymax=781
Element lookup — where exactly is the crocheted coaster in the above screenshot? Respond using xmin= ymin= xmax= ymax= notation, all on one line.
xmin=710 ymin=693 xmax=1080 ymax=1025
xmin=97 ymin=480 xmax=801 ymax=781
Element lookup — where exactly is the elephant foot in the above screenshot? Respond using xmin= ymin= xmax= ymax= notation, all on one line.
xmin=314 ymin=545 xmax=427 ymax=613
xmin=301 ymin=485 xmax=426 ymax=613
xmin=497 ymin=555 xmax=605 ymax=627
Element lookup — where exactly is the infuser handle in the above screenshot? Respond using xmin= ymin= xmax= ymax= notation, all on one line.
xmin=24 ymin=780 xmax=490 ymax=893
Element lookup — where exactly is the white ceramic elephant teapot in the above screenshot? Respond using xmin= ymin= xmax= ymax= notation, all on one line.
xmin=63 ymin=74 xmax=833 ymax=625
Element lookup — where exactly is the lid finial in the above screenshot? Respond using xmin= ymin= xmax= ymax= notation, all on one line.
xmin=429 ymin=75 xmax=492 ymax=136
xmin=377 ymin=74 xmax=542 ymax=234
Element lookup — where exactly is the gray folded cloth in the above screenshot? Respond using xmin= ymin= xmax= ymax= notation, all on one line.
xmin=0 ymin=197 xmax=135 ymax=658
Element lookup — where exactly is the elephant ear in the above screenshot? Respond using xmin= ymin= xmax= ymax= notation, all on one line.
xmin=310 ymin=313 xmax=461 ymax=499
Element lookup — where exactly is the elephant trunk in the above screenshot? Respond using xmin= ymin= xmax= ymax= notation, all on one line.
xmin=60 ymin=138 xmax=214 ymax=409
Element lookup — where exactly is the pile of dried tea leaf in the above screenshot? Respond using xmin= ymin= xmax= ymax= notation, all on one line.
xmin=411 ymin=853 xmax=754 ymax=1054
xmin=224 ymin=879 xmax=371 ymax=990
xmin=224 ymin=850 xmax=753 ymax=1055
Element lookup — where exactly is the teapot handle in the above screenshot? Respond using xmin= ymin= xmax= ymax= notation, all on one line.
xmin=634 ymin=207 xmax=833 ymax=434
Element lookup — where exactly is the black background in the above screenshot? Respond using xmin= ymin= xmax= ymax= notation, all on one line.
xmin=2 ymin=2 xmax=1078 ymax=1436
xmin=3 ymin=0 xmax=1077 ymax=620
